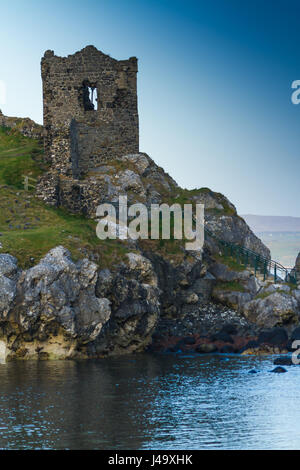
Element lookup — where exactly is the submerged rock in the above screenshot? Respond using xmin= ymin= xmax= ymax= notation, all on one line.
xmin=273 ymin=357 xmax=294 ymax=366
xmin=271 ymin=366 xmax=288 ymax=373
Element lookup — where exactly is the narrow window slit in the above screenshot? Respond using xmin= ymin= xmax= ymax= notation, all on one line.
xmin=89 ymin=87 xmax=98 ymax=110
xmin=83 ymin=80 xmax=98 ymax=111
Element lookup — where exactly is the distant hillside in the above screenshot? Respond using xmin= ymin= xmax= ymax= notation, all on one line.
xmin=242 ymin=215 xmax=300 ymax=233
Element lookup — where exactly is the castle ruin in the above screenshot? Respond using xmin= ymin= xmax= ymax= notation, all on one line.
xmin=37 ymin=45 xmax=140 ymax=213
xmin=42 ymin=46 xmax=139 ymax=178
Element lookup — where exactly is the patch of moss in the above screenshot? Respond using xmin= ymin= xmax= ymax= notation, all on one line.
xmin=214 ymin=253 xmax=246 ymax=273
xmin=255 ymin=288 xmax=294 ymax=300
xmin=255 ymin=291 xmax=273 ymax=300
xmin=214 ymin=280 xmax=246 ymax=292
xmin=169 ymin=187 xmax=236 ymax=216
xmin=139 ymin=238 xmax=186 ymax=264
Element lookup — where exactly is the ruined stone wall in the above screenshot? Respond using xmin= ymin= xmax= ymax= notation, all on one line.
xmin=42 ymin=45 xmax=139 ymax=178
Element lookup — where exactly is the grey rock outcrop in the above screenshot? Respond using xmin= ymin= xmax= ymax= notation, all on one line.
xmin=294 ymin=253 xmax=300 ymax=280
xmin=0 ymin=110 xmax=43 ymax=140
xmin=189 ymin=188 xmax=270 ymax=258
xmin=37 ymin=152 xmax=178 ymax=214
xmin=209 ymin=262 xmax=261 ymax=310
xmin=0 ymin=248 xmax=161 ymax=360
xmin=0 ymin=255 xmax=18 ymax=317
xmin=0 ymin=247 xmax=112 ymax=359
xmin=243 ymin=292 xmax=299 ymax=330
xmin=92 ymin=252 xmax=160 ymax=356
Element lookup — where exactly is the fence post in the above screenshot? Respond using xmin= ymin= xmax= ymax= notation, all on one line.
xmin=263 ymin=261 xmax=267 ymax=281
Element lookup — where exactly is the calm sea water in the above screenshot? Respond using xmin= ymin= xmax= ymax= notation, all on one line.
xmin=0 ymin=353 xmax=299 ymax=450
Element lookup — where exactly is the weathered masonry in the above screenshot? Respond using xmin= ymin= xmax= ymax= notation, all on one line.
xmin=42 ymin=45 xmax=139 ymax=179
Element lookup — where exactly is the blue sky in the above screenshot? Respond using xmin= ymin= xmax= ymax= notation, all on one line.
xmin=1 ymin=0 xmax=300 ymax=216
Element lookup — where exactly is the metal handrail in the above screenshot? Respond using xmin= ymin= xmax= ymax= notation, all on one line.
xmin=204 ymin=225 xmax=298 ymax=285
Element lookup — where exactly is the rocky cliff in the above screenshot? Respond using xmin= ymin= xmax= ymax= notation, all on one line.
xmin=0 ymin=247 xmax=160 ymax=360
xmin=1 ymin=239 xmax=300 ymax=361
xmin=0 ymin=117 xmax=299 ymax=360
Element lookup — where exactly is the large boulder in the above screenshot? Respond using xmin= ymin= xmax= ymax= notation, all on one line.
xmin=209 ymin=263 xmax=261 ymax=293
xmin=0 ymin=247 xmax=112 ymax=359
xmin=0 ymin=254 xmax=19 ymax=279
xmin=243 ymin=292 xmax=299 ymax=329
xmin=205 ymin=213 xmax=270 ymax=259
xmin=0 ymin=248 xmax=162 ymax=360
xmin=212 ymin=290 xmax=253 ymax=311
xmin=209 ymin=262 xmax=260 ymax=310
xmin=10 ymin=247 xmax=111 ymax=359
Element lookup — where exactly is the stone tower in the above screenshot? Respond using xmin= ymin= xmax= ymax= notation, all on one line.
xmin=41 ymin=45 xmax=139 ymax=179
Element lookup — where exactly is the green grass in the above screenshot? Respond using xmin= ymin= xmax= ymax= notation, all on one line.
xmin=255 ymin=288 xmax=295 ymax=300
xmin=214 ymin=280 xmax=246 ymax=292
xmin=0 ymin=126 xmax=238 ymax=270
xmin=215 ymin=253 xmax=246 ymax=272
xmin=255 ymin=291 xmax=272 ymax=300
xmin=0 ymin=127 xmax=130 ymax=269
xmin=0 ymin=127 xmax=47 ymax=188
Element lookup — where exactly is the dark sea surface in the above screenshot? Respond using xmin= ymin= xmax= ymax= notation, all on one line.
xmin=0 ymin=353 xmax=299 ymax=450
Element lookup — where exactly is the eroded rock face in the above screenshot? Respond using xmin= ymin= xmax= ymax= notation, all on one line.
xmin=37 ymin=152 xmax=179 ymax=214
xmin=205 ymin=212 xmax=270 ymax=259
xmin=209 ymin=262 xmax=261 ymax=310
xmin=92 ymin=252 xmax=160 ymax=356
xmin=212 ymin=290 xmax=253 ymax=311
xmin=144 ymin=250 xmax=206 ymax=320
xmin=0 ymin=255 xmax=19 ymax=318
xmin=0 ymin=247 xmax=112 ymax=360
xmin=294 ymin=253 xmax=300 ymax=280
xmin=0 ymin=248 xmax=162 ymax=360
xmin=1 ymin=244 xmax=300 ymax=360
xmin=243 ymin=292 xmax=299 ymax=330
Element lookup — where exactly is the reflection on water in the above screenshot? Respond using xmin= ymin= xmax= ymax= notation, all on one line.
xmin=0 ymin=354 xmax=299 ymax=449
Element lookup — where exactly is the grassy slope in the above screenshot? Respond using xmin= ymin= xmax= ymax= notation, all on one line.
xmin=0 ymin=126 xmax=234 ymax=270
xmin=0 ymin=127 xmax=129 ymax=269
